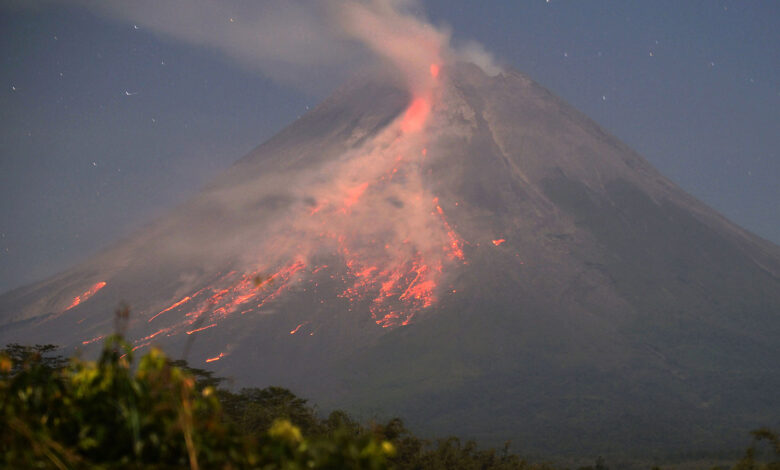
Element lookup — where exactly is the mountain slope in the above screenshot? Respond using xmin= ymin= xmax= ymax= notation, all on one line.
xmin=1 ymin=62 xmax=778 ymax=457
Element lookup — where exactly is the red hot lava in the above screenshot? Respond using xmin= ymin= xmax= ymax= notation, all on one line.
xmin=401 ymin=97 xmax=431 ymax=134
xmin=206 ymin=353 xmax=225 ymax=363
xmin=115 ymin=62 xmax=470 ymax=351
xmin=66 ymin=281 xmax=106 ymax=311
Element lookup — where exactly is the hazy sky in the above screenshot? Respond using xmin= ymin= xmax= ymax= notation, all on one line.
xmin=1 ymin=0 xmax=778 ymax=293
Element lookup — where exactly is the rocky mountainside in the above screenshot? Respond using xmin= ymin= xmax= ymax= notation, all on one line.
xmin=2 ymin=62 xmax=778 ymax=457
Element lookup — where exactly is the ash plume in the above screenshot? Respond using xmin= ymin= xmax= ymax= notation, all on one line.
xmin=1 ymin=0 xmax=503 ymax=334
xmin=32 ymin=0 xmax=500 ymax=93
xmin=9 ymin=0 xmax=499 ymax=329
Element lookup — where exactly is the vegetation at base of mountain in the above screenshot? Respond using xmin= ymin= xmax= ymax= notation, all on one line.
xmin=1 ymin=340 xmax=777 ymax=469
xmin=0 ymin=339 xmax=393 ymax=469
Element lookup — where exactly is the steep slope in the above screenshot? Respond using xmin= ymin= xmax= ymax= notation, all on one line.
xmin=1 ymin=62 xmax=778 ymax=457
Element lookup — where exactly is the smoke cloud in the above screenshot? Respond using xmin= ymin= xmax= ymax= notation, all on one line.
xmin=17 ymin=0 xmax=503 ymax=332
xmin=97 ymin=0 xmax=491 ymax=329
xmin=32 ymin=0 xmax=499 ymax=92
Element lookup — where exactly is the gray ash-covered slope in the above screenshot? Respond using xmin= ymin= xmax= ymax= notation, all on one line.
xmin=1 ymin=62 xmax=779 ymax=456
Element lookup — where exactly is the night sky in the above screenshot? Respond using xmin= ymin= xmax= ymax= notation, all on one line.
xmin=1 ymin=0 xmax=778 ymax=293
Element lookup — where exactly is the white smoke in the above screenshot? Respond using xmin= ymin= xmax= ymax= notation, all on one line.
xmin=23 ymin=0 xmax=501 ymax=92
xmin=14 ymin=0 xmax=503 ymax=328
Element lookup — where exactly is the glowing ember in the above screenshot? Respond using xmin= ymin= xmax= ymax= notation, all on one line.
xmin=434 ymin=199 xmax=465 ymax=260
xmin=149 ymin=296 xmax=191 ymax=322
xmin=82 ymin=334 xmax=105 ymax=345
xmin=290 ymin=322 xmax=309 ymax=335
xmin=127 ymin=259 xmax=311 ymax=351
xmin=430 ymin=63 xmax=440 ymax=78
xmin=139 ymin=328 xmax=170 ymax=342
xmin=206 ymin=353 xmax=225 ymax=363
xmin=336 ymin=241 xmax=453 ymax=328
xmin=256 ymin=260 xmax=307 ymax=310
xmin=65 ymin=281 xmax=106 ymax=311
xmin=132 ymin=341 xmax=151 ymax=352
xmin=186 ymin=323 xmax=216 ymax=335
xmin=492 ymin=239 xmax=506 ymax=246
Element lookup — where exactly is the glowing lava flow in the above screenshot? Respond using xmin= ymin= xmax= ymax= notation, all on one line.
xmin=434 ymin=199 xmax=465 ymax=260
xmin=290 ymin=322 xmax=309 ymax=335
xmin=328 ymin=195 xmax=466 ymax=328
xmin=135 ymin=259 xmax=309 ymax=351
xmin=400 ymin=62 xmax=439 ymax=134
xmin=149 ymin=296 xmax=191 ymax=322
xmin=400 ymin=97 xmax=431 ymax=134
xmin=65 ymin=282 xmax=106 ymax=311
xmin=82 ymin=334 xmax=105 ymax=345
xmin=122 ymin=61 xmax=468 ymax=349
xmin=186 ymin=323 xmax=216 ymax=335
xmin=492 ymin=239 xmax=506 ymax=246
xmin=205 ymin=353 xmax=225 ymax=363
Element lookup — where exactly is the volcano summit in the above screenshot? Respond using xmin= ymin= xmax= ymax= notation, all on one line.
xmin=2 ymin=61 xmax=779 ymax=456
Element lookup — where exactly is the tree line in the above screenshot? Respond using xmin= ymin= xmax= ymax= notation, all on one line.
xmin=1 ymin=337 xmax=777 ymax=469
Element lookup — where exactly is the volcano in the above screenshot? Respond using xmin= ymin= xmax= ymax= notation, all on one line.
xmin=1 ymin=62 xmax=779 ymax=457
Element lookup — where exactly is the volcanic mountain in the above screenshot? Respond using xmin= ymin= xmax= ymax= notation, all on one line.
xmin=1 ymin=62 xmax=779 ymax=457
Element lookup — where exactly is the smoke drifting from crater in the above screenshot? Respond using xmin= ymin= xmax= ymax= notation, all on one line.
xmin=109 ymin=0 xmax=487 ymax=331
xmin=41 ymin=0 xmax=499 ymax=94
xmin=336 ymin=0 xmax=448 ymax=95
xmin=165 ymin=50 xmax=471 ymax=332
xmin=16 ymin=0 xmax=502 ymax=337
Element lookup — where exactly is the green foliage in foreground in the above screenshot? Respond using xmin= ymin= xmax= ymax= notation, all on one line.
xmin=1 ymin=340 xmax=778 ymax=470
xmin=0 ymin=338 xmax=392 ymax=469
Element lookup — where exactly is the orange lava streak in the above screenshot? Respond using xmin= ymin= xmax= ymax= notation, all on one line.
xmin=290 ymin=322 xmax=309 ymax=335
xmin=311 ymin=265 xmax=328 ymax=274
xmin=204 ymin=271 xmax=269 ymax=319
xmin=149 ymin=296 xmax=191 ymax=322
xmin=492 ymin=239 xmax=506 ymax=246
xmin=401 ymin=97 xmax=430 ymax=133
xmin=205 ymin=353 xmax=225 ymax=363
xmin=139 ymin=327 xmax=170 ymax=342
xmin=132 ymin=341 xmax=151 ymax=352
xmin=397 ymin=264 xmax=428 ymax=299
xmin=65 ymin=281 xmax=106 ymax=311
xmin=327 ymin=190 xmax=468 ymax=328
xmin=379 ymin=269 xmax=404 ymax=297
xmin=153 ymin=260 xmax=308 ymax=344
xmin=376 ymin=311 xmax=401 ymax=328
xmin=256 ymin=260 xmax=307 ymax=310
xmin=400 ymin=279 xmax=436 ymax=307
xmin=186 ymin=323 xmax=216 ymax=335
xmin=184 ymin=303 xmax=208 ymax=318
xmin=340 ymin=251 xmax=442 ymax=327
xmin=231 ymin=292 xmax=256 ymax=307
xmin=131 ymin=59 xmax=464 ymax=335
xmin=433 ymin=199 xmax=465 ymax=260
xmin=81 ymin=334 xmax=105 ymax=345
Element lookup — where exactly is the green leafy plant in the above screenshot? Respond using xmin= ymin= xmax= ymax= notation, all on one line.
xmin=0 ymin=334 xmax=394 ymax=469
